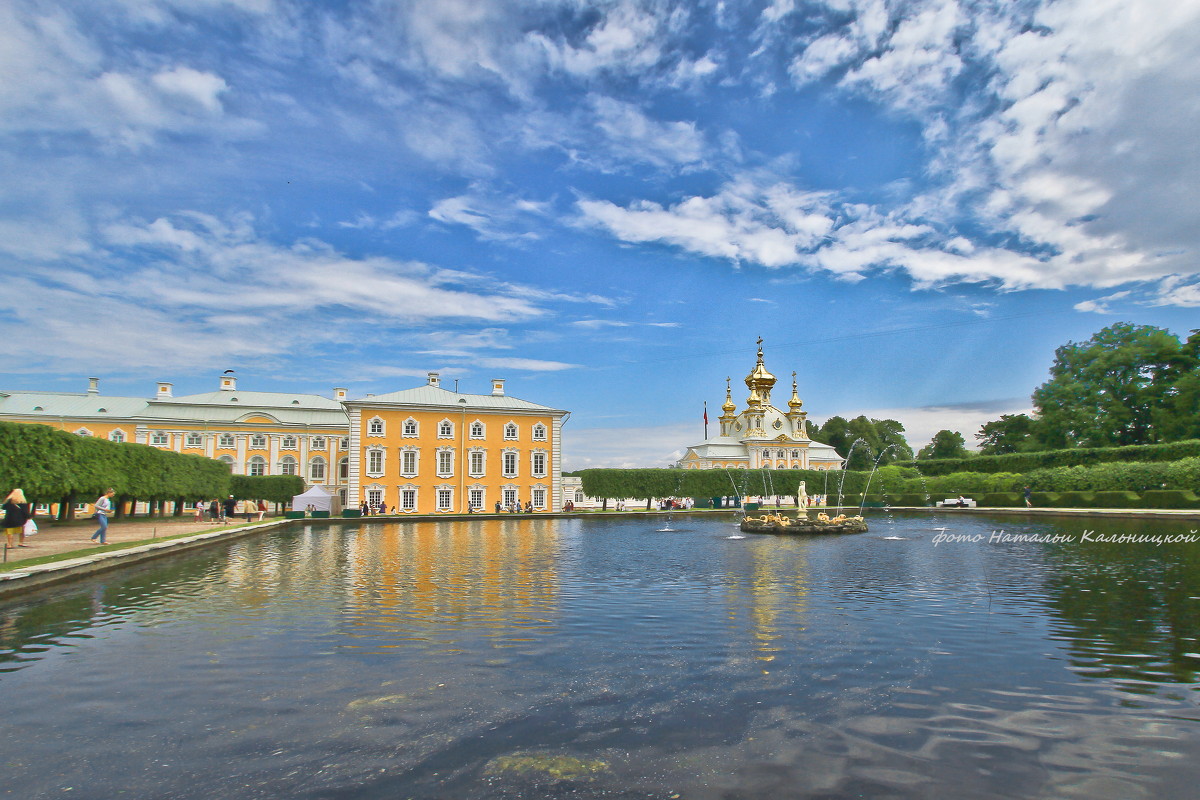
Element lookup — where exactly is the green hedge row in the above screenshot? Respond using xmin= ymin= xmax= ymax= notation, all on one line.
xmin=896 ymin=439 xmax=1200 ymax=476
xmin=230 ymin=475 xmax=306 ymax=504
xmin=0 ymin=420 xmax=230 ymax=506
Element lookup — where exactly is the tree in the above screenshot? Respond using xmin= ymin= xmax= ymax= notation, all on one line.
xmin=918 ymin=430 xmax=969 ymax=460
xmin=976 ymin=413 xmax=1039 ymax=455
xmin=1156 ymin=329 xmax=1200 ymax=442
xmin=815 ymin=416 xmax=912 ymax=469
xmin=1032 ymin=323 xmax=1184 ymax=448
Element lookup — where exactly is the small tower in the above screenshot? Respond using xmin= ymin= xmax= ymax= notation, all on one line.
xmin=718 ymin=377 xmax=738 ymax=436
xmin=743 ymin=337 xmax=775 ymax=437
xmin=787 ymin=371 xmax=809 ymax=439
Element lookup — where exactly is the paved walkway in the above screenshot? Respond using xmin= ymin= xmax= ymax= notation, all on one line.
xmin=2 ymin=515 xmax=276 ymax=566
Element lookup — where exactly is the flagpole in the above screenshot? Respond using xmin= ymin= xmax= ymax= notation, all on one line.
xmin=703 ymin=400 xmax=709 ymax=440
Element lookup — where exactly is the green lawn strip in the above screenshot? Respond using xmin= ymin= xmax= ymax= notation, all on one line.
xmin=0 ymin=520 xmax=273 ymax=573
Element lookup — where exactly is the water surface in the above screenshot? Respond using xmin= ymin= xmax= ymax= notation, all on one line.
xmin=2 ymin=512 xmax=1199 ymax=798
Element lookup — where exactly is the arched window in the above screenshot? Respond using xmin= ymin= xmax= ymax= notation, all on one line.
xmin=402 ymin=418 xmax=418 ymax=437
xmin=438 ymin=419 xmax=453 ymax=438
xmin=532 ymin=423 xmax=547 ymax=441
xmin=339 ymin=457 xmax=349 ymax=480
xmin=368 ymin=417 xmax=385 ymax=436
xmin=310 ymin=456 xmax=327 ymax=482
xmin=470 ymin=421 xmax=485 ymax=439
xmin=217 ymin=455 xmax=235 ymax=468
xmin=248 ymin=455 xmax=267 ymax=476
xmin=504 ymin=423 xmax=518 ymax=440
xmin=279 ymin=456 xmax=298 ymax=475
xmin=75 ymin=428 xmax=92 ymax=437
xmin=108 ymin=430 xmax=126 ymax=443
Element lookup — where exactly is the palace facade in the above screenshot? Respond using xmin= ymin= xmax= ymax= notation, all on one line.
xmin=676 ymin=342 xmax=844 ymax=471
xmin=0 ymin=372 xmax=567 ymax=513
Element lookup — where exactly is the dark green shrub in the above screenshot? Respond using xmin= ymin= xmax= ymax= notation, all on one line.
xmin=1139 ymin=490 xmax=1200 ymax=509
xmin=1090 ymin=491 xmax=1142 ymax=508
xmin=979 ymin=492 xmax=1021 ymax=507
xmin=896 ymin=439 xmax=1200 ymax=476
xmin=886 ymin=493 xmax=930 ymax=507
xmin=1048 ymin=491 xmax=1094 ymax=507
xmin=1030 ymin=492 xmax=1060 ymax=507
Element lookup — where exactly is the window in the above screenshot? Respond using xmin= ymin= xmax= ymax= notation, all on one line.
xmin=185 ymin=433 xmax=203 ymax=448
xmin=250 ymin=434 xmax=266 ymax=449
xmin=281 ymin=435 xmax=297 ymax=449
xmin=218 ymin=433 xmax=235 ymax=448
xmin=367 ymin=488 xmax=382 ymax=509
xmin=310 ymin=456 xmax=326 ymax=481
xmin=368 ymin=417 xmax=385 ymax=436
xmin=438 ymin=419 xmax=453 ymax=438
xmin=531 ymin=451 xmax=547 ymax=478
xmin=401 ymin=449 xmax=418 ymax=477
xmin=402 ymin=418 xmax=418 ymax=437
xmin=469 ymin=488 xmax=484 ymax=510
xmin=312 ymin=436 xmax=326 ymax=449
xmin=218 ymin=455 xmax=235 ymax=467
xmin=249 ymin=456 xmax=266 ymax=476
xmin=339 ymin=437 xmax=349 ymax=450
xmin=532 ymin=423 xmax=547 ymax=441
xmin=504 ymin=423 xmax=518 ymax=440
xmin=339 ymin=457 xmax=349 ymax=480
xmin=437 ymin=488 xmax=453 ymax=511
xmin=502 ymin=450 xmax=518 ymax=478
xmin=401 ymin=488 xmax=416 ymax=511
xmin=469 ymin=450 xmax=485 ymax=477
xmin=366 ymin=448 xmax=384 ymax=477
xmin=532 ymin=487 xmax=546 ymax=509
xmin=791 ymin=450 xmax=800 ymax=458
xmin=437 ymin=449 xmax=454 ymax=477
xmin=280 ymin=456 xmax=298 ymax=475
xmin=109 ymin=430 xmax=126 ymax=443
xmin=470 ymin=421 xmax=485 ymax=439
xmin=574 ymin=490 xmax=585 ymax=503
xmin=150 ymin=432 xmax=168 ymax=446
xmin=503 ymin=487 xmax=518 ymax=508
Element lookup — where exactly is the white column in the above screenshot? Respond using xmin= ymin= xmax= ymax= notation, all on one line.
xmin=269 ymin=435 xmax=280 ymax=474
xmin=347 ymin=409 xmax=362 ymax=506
xmin=235 ymin=435 xmax=247 ymax=475
xmin=298 ymin=434 xmax=310 ymax=485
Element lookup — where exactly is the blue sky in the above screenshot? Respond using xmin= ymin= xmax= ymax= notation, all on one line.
xmin=2 ymin=0 xmax=1199 ymax=468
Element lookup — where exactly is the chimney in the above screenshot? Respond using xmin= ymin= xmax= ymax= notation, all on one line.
xmin=87 ymin=377 xmax=100 ymax=394
xmin=491 ymin=379 xmax=505 ymax=396
xmin=156 ymin=382 xmax=173 ymax=399
xmin=427 ymin=372 xmax=440 ymax=387
xmin=220 ymin=375 xmax=237 ymax=392
xmin=334 ymin=387 xmax=347 ymax=401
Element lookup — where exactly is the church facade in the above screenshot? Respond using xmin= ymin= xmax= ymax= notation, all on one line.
xmin=676 ymin=342 xmax=844 ymax=471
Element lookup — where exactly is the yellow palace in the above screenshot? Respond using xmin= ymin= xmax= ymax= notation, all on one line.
xmin=0 ymin=372 xmax=568 ymax=514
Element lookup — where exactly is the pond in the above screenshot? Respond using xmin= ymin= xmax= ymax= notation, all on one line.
xmin=2 ymin=511 xmax=1200 ymax=798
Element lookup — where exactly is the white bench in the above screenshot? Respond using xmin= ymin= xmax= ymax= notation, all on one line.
xmin=938 ymin=498 xmax=977 ymax=508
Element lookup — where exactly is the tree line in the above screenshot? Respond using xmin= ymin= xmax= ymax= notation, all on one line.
xmin=0 ymin=421 xmax=304 ymax=520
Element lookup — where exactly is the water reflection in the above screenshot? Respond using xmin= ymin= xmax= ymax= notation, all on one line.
xmin=0 ymin=513 xmax=1199 ymax=799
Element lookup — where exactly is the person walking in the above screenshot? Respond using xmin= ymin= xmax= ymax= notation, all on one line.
xmin=1023 ymin=486 xmax=1033 ymax=508
xmin=208 ymin=498 xmax=220 ymax=522
xmin=90 ymin=488 xmax=115 ymax=544
xmin=223 ymin=495 xmax=237 ymax=524
xmin=3 ymin=489 xmax=33 ymax=549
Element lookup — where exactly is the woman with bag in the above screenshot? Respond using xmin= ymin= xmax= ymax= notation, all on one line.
xmin=3 ymin=489 xmax=34 ymax=549
xmin=90 ymin=488 xmax=115 ymax=544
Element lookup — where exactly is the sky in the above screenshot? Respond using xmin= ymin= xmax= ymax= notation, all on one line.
xmin=1 ymin=0 xmax=1199 ymax=469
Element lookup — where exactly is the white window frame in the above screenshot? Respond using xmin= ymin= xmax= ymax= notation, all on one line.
xmin=504 ymin=422 xmax=519 ymax=440
xmin=436 ymin=447 xmax=454 ymax=478
xmin=280 ymin=435 xmax=297 ymax=449
xmin=109 ymin=429 xmax=126 ymax=443
xmin=75 ymin=427 xmax=92 ymax=437
xmin=366 ymin=447 xmax=385 ymax=478
xmin=469 ymin=420 xmax=485 ymax=439
xmin=437 ymin=419 xmax=454 ymax=439
xmin=532 ymin=485 xmax=547 ymax=510
xmin=339 ymin=437 xmax=349 ymax=450
xmin=502 ymin=486 xmax=518 ymax=508
xmin=502 ymin=448 xmax=519 ymax=479
xmin=400 ymin=485 xmax=417 ymax=512
xmin=400 ymin=447 xmax=419 ymax=478
xmin=248 ymin=455 xmax=267 ymax=476
xmin=531 ymin=449 xmax=547 ymax=478
xmin=468 ymin=486 xmax=485 ymax=510
xmin=218 ymin=433 xmax=235 ymax=448
xmin=280 ymin=456 xmax=298 ymax=475
xmin=367 ymin=416 xmax=386 ymax=437
xmin=185 ymin=433 xmax=203 ymax=448
xmin=150 ymin=431 xmax=169 ymax=446
xmin=366 ymin=486 xmax=383 ymax=509
xmin=468 ymin=448 xmax=486 ymax=478
xmin=402 ymin=417 xmax=418 ymax=438
xmin=532 ymin=423 xmax=547 ymax=441
xmin=310 ymin=456 xmax=327 ymax=482
xmin=436 ymin=485 xmax=454 ymax=512
xmin=218 ymin=455 xmax=235 ymax=467
xmin=339 ymin=457 xmax=349 ymax=481
xmin=312 ymin=436 xmax=327 ymax=450
xmin=250 ymin=434 xmax=267 ymax=449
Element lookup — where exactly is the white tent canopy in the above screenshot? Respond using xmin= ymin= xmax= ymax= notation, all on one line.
xmin=292 ymin=485 xmax=336 ymax=512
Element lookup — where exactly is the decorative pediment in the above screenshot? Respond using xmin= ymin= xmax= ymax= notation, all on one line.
xmin=238 ymin=413 xmax=280 ymax=424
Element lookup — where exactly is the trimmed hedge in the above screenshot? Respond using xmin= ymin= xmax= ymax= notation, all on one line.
xmin=886 ymin=492 xmax=931 ymax=507
xmin=979 ymin=492 xmax=1022 ymax=507
xmin=1090 ymin=491 xmax=1142 ymax=508
xmin=1048 ymin=491 xmax=1094 ymax=507
xmin=1139 ymin=490 xmax=1200 ymax=509
xmin=897 ymin=439 xmax=1200 ymax=476
xmin=1031 ymin=491 xmax=1060 ymax=506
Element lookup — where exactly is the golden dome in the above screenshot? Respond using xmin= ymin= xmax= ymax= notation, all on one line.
xmin=744 ymin=337 xmax=776 ymax=402
xmin=721 ymin=377 xmax=736 ymax=415
xmin=788 ymin=371 xmax=803 ymax=411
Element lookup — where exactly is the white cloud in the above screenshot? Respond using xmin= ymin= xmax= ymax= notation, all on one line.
xmin=477 ymin=357 xmax=578 ymax=372
xmin=429 ymin=185 xmax=548 ymax=242
xmin=564 ymin=422 xmax=695 ymax=469
xmin=829 ymin=400 xmax=1034 ymax=452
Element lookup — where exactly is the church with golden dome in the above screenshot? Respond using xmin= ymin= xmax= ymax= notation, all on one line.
xmin=676 ymin=340 xmax=845 ymax=471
